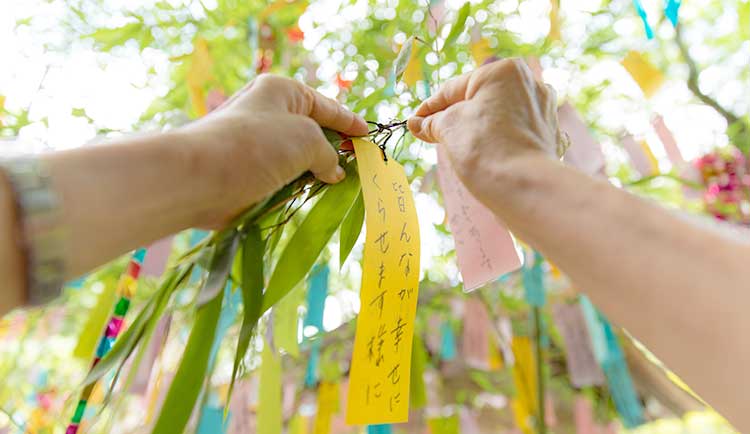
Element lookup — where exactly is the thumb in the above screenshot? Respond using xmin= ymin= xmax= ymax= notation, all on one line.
xmin=308 ymin=127 xmax=346 ymax=184
xmin=408 ymin=113 xmax=444 ymax=143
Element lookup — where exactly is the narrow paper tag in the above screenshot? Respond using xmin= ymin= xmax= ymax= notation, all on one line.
xmin=258 ymin=343 xmax=282 ymax=434
xmin=511 ymin=337 xmax=538 ymax=422
xmin=621 ymin=51 xmax=664 ymax=98
xmin=652 ymin=115 xmax=685 ymax=166
xmin=551 ymin=303 xmax=605 ymax=387
xmin=558 ymin=103 xmax=606 ymax=176
xmin=347 ymin=139 xmax=421 ymax=424
xmin=436 ymin=145 xmax=521 ymax=291
xmin=313 ymin=382 xmax=340 ymax=434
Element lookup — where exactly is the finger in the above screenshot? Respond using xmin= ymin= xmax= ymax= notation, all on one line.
xmin=303 ymin=120 xmax=347 ymax=184
xmin=302 ymin=86 xmax=369 ymax=136
xmin=408 ymin=110 xmax=450 ymax=143
xmin=415 ymin=72 xmax=473 ymax=117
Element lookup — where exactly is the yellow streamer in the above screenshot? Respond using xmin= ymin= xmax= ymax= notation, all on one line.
xmin=621 ymin=51 xmax=664 ymax=98
xmin=347 ymin=139 xmax=421 ymax=424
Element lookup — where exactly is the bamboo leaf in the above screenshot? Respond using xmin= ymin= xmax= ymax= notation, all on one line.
xmin=227 ymin=225 xmax=266 ymax=403
xmin=444 ymin=2 xmax=470 ymax=47
xmin=151 ymin=284 xmax=225 ymax=434
xmin=339 ymin=189 xmax=364 ymax=267
xmin=196 ymin=229 xmax=240 ymax=306
xmin=262 ymin=165 xmax=360 ymax=311
xmin=393 ymin=35 xmax=415 ymax=82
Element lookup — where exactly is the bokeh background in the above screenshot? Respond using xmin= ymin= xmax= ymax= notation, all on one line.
xmin=1 ymin=0 xmax=748 ymax=433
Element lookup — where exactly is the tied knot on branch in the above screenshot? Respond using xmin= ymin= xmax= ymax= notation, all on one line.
xmin=367 ymin=119 xmax=408 ymax=162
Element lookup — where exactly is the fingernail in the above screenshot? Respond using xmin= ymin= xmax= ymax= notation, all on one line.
xmin=335 ymin=166 xmax=346 ymax=182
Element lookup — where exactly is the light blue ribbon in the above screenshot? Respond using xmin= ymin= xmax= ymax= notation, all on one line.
xmin=304 ymin=264 xmax=329 ymax=333
xmin=522 ymin=250 xmax=546 ymax=307
xmin=633 ymin=0 xmax=655 ymax=39
xmin=368 ymin=424 xmax=394 ymax=434
xmin=440 ymin=321 xmax=457 ymax=361
xmin=664 ymin=0 xmax=681 ymax=27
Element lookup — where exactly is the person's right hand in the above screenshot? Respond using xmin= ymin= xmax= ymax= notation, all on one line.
xmin=408 ymin=58 xmax=565 ymax=201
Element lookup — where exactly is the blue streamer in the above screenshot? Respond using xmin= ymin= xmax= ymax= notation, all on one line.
xmin=368 ymin=424 xmax=394 ymax=434
xmin=305 ymin=339 xmax=321 ymax=387
xmin=580 ymin=295 xmax=644 ymax=428
xmin=522 ymin=251 xmax=546 ymax=307
xmin=196 ymin=405 xmax=230 ymax=434
xmin=633 ymin=0 xmax=654 ymax=39
xmin=664 ymin=0 xmax=681 ymax=27
xmin=440 ymin=321 xmax=457 ymax=361
xmin=304 ymin=264 xmax=329 ymax=333
xmin=602 ymin=321 xmax=644 ymax=428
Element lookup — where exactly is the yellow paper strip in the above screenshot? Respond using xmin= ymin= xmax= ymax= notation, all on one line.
xmin=313 ymin=382 xmax=339 ymax=434
xmin=511 ymin=336 xmax=538 ymax=431
xmin=621 ymin=51 xmax=664 ymax=98
xmin=346 ymin=139 xmax=421 ymax=424
xmin=258 ymin=343 xmax=282 ymax=434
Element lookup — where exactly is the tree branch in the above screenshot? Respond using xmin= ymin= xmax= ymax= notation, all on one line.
xmin=674 ymin=23 xmax=739 ymax=127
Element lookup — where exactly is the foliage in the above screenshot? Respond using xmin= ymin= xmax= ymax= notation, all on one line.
xmin=0 ymin=0 xmax=748 ymax=433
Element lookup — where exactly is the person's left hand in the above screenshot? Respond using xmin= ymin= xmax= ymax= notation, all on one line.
xmin=176 ymin=74 xmax=368 ymax=227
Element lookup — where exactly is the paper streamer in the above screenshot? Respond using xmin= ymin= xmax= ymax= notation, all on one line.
xmin=313 ymin=382 xmax=339 ymax=434
xmin=258 ymin=343 xmax=282 ymax=434
xmin=229 ymin=380 xmax=256 ymax=433
xmin=440 ymin=321 xmax=457 ymax=361
xmin=305 ymin=264 xmax=329 ymax=334
xmin=460 ymin=297 xmax=491 ymax=369
xmin=580 ymin=296 xmax=644 ymax=428
xmin=574 ymin=395 xmax=596 ymax=434
xmin=632 ymin=0 xmax=654 ymax=39
xmin=551 ymin=303 xmax=605 ymax=387
xmin=622 ymin=134 xmax=657 ymax=176
xmin=436 ymin=145 xmax=521 ymax=291
xmin=652 ymin=115 xmax=685 ymax=166
xmin=601 ymin=321 xmax=644 ymax=428
xmin=427 ymin=415 xmax=459 ymax=434
xmin=367 ymin=424 xmax=393 ymax=434
xmin=305 ymin=339 xmax=322 ymax=387
xmin=511 ymin=336 xmax=538 ymax=429
xmin=66 ymin=249 xmax=147 ymax=434
xmin=196 ymin=405 xmax=229 ymax=434
xmin=522 ymin=251 xmax=546 ymax=307
xmin=274 ymin=285 xmax=303 ymax=357
xmin=129 ymin=314 xmax=172 ymax=394
xmin=621 ymin=51 xmax=664 ymax=98
xmin=141 ymin=236 xmax=174 ymax=277
xmin=459 ymin=407 xmax=481 ymax=434
xmin=558 ymin=103 xmax=606 ymax=176
xmin=548 ymin=0 xmax=561 ymax=40
xmin=665 ymin=0 xmax=681 ymax=27
xmin=347 ymin=139 xmax=421 ymax=425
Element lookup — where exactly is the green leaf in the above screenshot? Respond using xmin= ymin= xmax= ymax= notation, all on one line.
xmin=151 ymin=284 xmax=225 ymax=434
xmin=227 ymin=224 xmax=266 ymax=403
xmin=339 ymin=189 xmax=364 ymax=267
xmin=262 ymin=164 xmax=360 ymax=311
xmin=393 ymin=35 xmax=415 ymax=82
xmin=88 ymin=21 xmax=144 ymax=51
xmin=444 ymin=2 xmax=470 ymax=47
xmin=196 ymin=229 xmax=240 ymax=306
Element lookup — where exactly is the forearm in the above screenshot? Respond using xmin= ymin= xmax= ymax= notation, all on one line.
xmin=483 ymin=155 xmax=750 ymax=429
xmin=0 ymin=129 xmax=222 ymax=315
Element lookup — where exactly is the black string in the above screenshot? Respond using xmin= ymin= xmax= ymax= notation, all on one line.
xmin=366 ymin=120 xmax=408 ymax=162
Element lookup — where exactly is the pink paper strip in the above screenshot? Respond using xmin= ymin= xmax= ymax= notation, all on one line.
xmin=574 ymin=396 xmax=597 ymax=434
xmin=141 ymin=236 xmax=174 ymax=278
xmin=129 ymin=315 xmax=171 ymax=394
xmin=461 ymin=297 xmax=491 ymax=369
xmin=652 ymin=115 xmax=684 ymax=166
xmin=436 ymin=146 xmax=522 ymax=291
xmin=621 ymin=134 xmax=655 ymax=176
xmin=558 ymin=103 xmax=606 ymax=176
xmin=551 ymin=304 xmax=605 ymax=387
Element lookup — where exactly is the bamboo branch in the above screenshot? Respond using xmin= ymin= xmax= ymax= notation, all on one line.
xmin=674 ymin=24 xmax=740 ymax=127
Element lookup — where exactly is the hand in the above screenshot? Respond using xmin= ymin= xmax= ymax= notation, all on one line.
xmin=408 ymin=58 xmax=564 ymax=201
xmin=178 ymin=74 xmax=368 ymax=227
